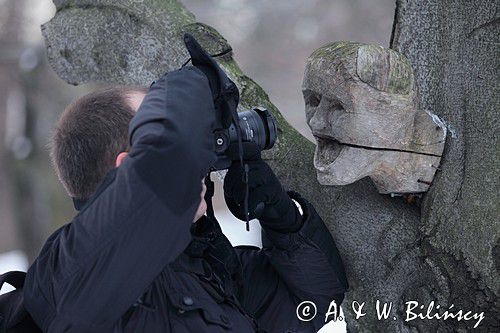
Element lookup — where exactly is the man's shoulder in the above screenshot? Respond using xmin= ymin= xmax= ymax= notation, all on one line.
xmin=38 ymin=222 xmax=73 ymax=252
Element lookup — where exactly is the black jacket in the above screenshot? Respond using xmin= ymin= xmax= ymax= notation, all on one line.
xmin=23 ymin=66 xmax=348 ymax=332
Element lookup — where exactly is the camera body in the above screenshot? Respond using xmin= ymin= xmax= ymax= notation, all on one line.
xmin=182 ymin=33 xmax=277 ymax=171
xmin=213 ymin=107 xmax=277 ymax=170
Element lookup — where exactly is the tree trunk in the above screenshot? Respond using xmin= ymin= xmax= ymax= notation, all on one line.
xmin=42 ymin=0 xmax=498 ymax=331
xmin=390 ymin=0 xmax=499 ymax=331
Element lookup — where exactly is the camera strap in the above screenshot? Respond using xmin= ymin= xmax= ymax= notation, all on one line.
xmin=183 ymin=33 xmax=251 ymax=231
xmin=204 ymin=173 xmax=216 ymax=221
xmin=243 ymin=163 xmax=250 ymax=231
xmin=225 ymin=94 xmax=251 ymax=231
xmin=225 ymin=105 xmax=250 ymax=231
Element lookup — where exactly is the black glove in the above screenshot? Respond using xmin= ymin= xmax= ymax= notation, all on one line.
xmin=183 ymin=33 xmax=239 ymax=129
xmin=223 ymin=144 xmax=302 ymax=233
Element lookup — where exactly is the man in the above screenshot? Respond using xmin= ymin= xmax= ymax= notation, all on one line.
xmin=24 ymin=66 xmax=348 ymax=332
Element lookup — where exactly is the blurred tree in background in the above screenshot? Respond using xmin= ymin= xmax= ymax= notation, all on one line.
xmin=0 ymin=0 xmax=89 ymax=260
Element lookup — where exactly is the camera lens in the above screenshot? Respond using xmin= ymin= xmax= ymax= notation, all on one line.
xmin=227 ymin=108 xmax=277 ymax=150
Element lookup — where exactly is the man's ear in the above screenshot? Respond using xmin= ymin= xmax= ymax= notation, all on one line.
xmin=115 ymin=152 xmax=129 ymax=167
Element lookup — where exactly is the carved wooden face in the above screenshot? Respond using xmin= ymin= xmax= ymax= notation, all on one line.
xmin=303 ymin=42 xmax=445 ymax=193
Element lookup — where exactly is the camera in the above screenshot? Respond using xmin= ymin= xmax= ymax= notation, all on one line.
xmin=182 ymin=33 xmax=277 ymax=171
xmin=212 ymin=106 xmax=277 ymax=170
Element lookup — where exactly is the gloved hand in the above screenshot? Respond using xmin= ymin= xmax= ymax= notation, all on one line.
xmin=183 ymin=33 xmax=239 ymax=129
xmin=223 ymin=144 xmax=302 ymax=233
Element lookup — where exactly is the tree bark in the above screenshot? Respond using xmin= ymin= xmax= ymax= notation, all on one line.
xmin=391 ymin=0 xmax=499 ymax=331
xmin=42 ymin=0 xmax=498 ymax=331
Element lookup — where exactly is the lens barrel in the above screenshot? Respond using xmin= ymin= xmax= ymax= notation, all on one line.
xmin=229 ymin=107 xmax=277 ymax=150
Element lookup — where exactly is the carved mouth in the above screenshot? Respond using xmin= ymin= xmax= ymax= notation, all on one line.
xmin=313 ymin=134 xmax=344 ymax=169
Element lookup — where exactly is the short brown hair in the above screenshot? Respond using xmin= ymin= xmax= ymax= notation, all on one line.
xmin=50 ymin=86 xmax=147 ymax=200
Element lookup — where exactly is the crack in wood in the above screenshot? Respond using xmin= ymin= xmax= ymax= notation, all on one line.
xmin=314 ymin=133 xmax=443 ymax=157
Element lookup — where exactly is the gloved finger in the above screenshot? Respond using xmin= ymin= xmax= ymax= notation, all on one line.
xmin=224 ymin=185 xmax=270 ymax=221
xmin=223 ymin=160 xmax=257 ymax=195
xmin=246 ymin=185 xmax=272 ymax=219
xmin=223 ymin=161 xmax=274 ymax=202
xmin=225 ymin=181 xmax=274 ymax=211
xmin=194 ymin=64 xmax=218 ymax=99
xmin=226 ymin=141 xmax=261 ymax=161
xmin=224 ymin=193 xmax=246 ymax=221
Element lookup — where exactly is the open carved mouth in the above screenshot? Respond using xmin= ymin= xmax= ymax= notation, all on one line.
xmin=313 ymin=134 xmax=344 ymax=168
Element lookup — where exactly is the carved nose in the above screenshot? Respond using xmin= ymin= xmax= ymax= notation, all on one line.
xmin=309 ymin=100 xmax=345 ymax=138
xmin=308 ymin=106 xmax=327 ymax=132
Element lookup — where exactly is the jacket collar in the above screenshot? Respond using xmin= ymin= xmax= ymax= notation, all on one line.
xmin=72 ymin=197 xmax=87 ymax=211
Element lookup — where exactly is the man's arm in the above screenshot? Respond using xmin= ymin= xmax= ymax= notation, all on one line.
xmin=225 ymin=160 xmax=348 ymax=331
xmin=260 ymin=191 xmax=348 ymax=303
xmin=24 ymin=66 xmax=217 ymax=331
xmin=235 ymin=198 xmax=347 ymax=332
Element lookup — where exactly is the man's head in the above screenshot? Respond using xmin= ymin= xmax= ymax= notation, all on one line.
xmin=50 ymin=86 xmax=147 ymax=202
xmin=51 ymin=86 xmax=208 ymax=221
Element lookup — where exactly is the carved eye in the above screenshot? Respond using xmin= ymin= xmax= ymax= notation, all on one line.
xmin=303 ymin=90 xmax=322 ymax=107
xmin=328 ymin=99 xmax=345 ymax=113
